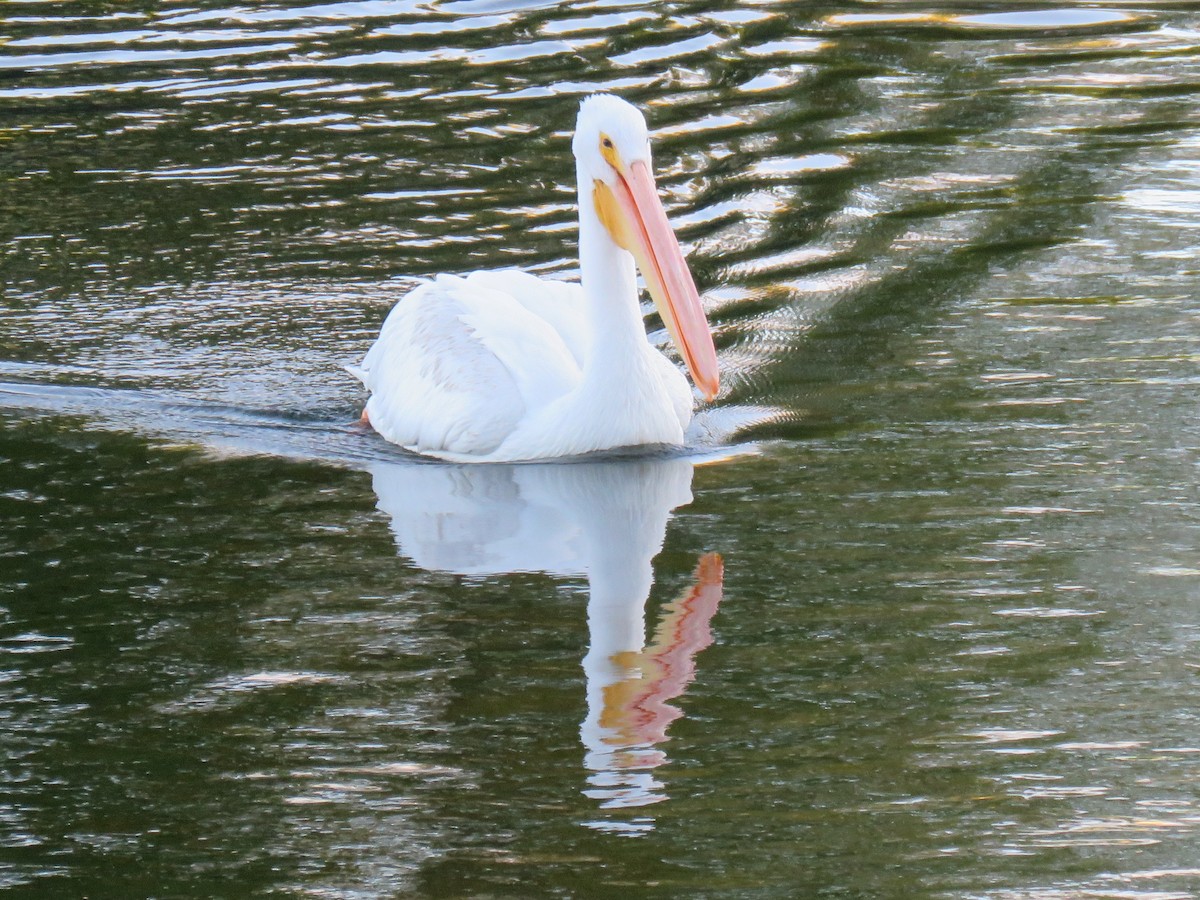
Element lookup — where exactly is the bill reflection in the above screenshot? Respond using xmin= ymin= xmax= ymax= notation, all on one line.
xmin=368 ymin=456 xmax=724 ymax=827
xmin=582 ymin=551 xmax=723 ymax=816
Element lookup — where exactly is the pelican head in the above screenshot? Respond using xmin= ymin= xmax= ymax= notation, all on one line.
xmin=573 ymin=95 xmax=719 ymax=401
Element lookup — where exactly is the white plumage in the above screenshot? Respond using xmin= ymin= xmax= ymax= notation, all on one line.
xmin=351 ymin=95 xmax=718 ymax=463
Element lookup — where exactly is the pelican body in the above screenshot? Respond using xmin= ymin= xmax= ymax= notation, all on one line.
xmin=351 ymin=94 xmax=718 ymax=463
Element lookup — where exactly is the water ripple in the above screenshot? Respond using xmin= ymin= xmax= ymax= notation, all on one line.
xmin=6 ymin=1 xmax=1200 ymax=894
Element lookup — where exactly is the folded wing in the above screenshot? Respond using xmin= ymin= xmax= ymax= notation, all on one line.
xmin=352 ymin=270 xmax=587 ymax=457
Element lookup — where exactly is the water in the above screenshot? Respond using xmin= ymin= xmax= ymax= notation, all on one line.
xmin=5 ymin=1 xmax=1200 ymax=895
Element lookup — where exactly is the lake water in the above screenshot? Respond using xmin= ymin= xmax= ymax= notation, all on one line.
xmin=5 ymin=1 xmax=1200 ymax=896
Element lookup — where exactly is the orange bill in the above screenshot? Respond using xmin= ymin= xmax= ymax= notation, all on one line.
xmin=594 ymin=161 xmax=720 ymax=400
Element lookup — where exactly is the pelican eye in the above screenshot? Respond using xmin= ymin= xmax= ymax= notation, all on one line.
xmin=599 ymin=133 xmax=620 ymax=169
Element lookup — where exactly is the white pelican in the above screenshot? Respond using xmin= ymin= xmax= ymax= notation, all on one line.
xmin=350 ymin=94 xmax=719 ymax=462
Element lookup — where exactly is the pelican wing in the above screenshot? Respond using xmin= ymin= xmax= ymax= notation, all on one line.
xmin=461 ymin=269 xmax=588 ymax=370
xmin=354 ymin=271 xmax=585 ymax=457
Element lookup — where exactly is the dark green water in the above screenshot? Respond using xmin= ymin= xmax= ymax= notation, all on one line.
xmin=5 ymin=1 xmax=1200 ymax=896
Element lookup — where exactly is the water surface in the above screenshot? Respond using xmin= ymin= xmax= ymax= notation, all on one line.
xmin=5 ymin=1 xmax=1200 ymax=896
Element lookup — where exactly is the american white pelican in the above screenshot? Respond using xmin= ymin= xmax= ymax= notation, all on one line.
xmin=350 ymin=94 xmax=719 ymax=462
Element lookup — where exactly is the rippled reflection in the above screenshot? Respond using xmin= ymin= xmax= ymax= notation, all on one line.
xmin=369 ymin=455 xmax=721 ymax=827
xmin=581 ymin=551 xmax=722 ymax=823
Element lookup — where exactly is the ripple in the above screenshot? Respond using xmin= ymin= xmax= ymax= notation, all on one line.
xmin=746 ymin=153 xmax=851 ymax=179
xmin=963 ymin=10 xmax=1135 ymax=30
xmin=743 ymin=37 xmax=825 ymax=58
xmin=0 ymin=42 xmax=295 ymax=69
xmin=373 ymin=13 xmax=517 ymax=36
xmin=610 ymin=31 xmax=727 ymax=67
xmin=0 ymin=633 xmax=74 ymax=655
xmin=540 ymin=10 xmax=656 ymax=37
xmin=826 ymin=9 xmax=1136 ymax=31
xmin=738 ymin=66 xmax=815 ymax=94
xmin=7 ymin=24 xmax=348 ymax=48
xmin=993 ymin=607 xmax=1101 ymax=619
xmin=967 ymin=729 xmax=1063 ymax=744
xmin=162 ymin=2 xmax=426 ymax=26
xmin=160 ymin=670 xmax=350 ymax=714
xmin=1141 ymin=566 xmax=1200 ymax=577
xmin=1124 ymin=188 xmax=1200 ymax=216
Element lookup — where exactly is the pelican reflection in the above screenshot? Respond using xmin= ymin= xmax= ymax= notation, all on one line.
xmin=367 ymin=456 xmax=724 ymax=820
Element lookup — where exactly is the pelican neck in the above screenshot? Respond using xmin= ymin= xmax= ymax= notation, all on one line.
xmin=575 ymin=172 xmax=653 ymax=369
